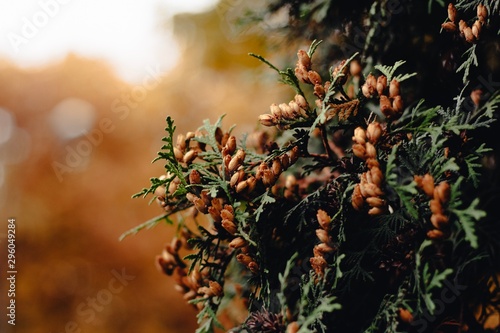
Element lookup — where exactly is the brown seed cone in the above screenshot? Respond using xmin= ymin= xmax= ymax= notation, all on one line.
xmin=472 ymin=20 xmax=482 ymax=39
xmin=463 ymin=27 xmax=475 ymax=43
xmin=366 ymin=196 xmax=385 ymax=208
xmin=379 ymin=95 xmax=394 ymax=117
xmin=154 ymin=185 xmax=166 ymax=200
xmin=173 ymin=147 xmax=184 ymax=161
xmin=289 ymin=100 xmax=300 ymax=115
xmin=459 ymin=20 xmax=468 ymax=33
xmin=442 ymin=21 xmax=457 ymax=32
xmin=362 ymin=83 xmax=372 ymax=98
xmin=246 ymin=176 xmax=257 ymax=193
xmin=429 ymin=199 xmax=443 ymax=215
xmin=279 ymin=103 xmax=294 ymax=119
xmin=471 ymin=89 xmax=482 ymax=107
xmin=295 ymin=66 xmax=310 ymax=84
xmin=270 ymin=103 xmax=281 ymax=116
xmin=316 ymin=229 xmax=331 ymax=244
xmin=248 ymin=262 xmax=260 ymax=274
xmin=198 ymin=286 xmax=214 ymax=297
xmin=353 ymin=127 xmax=367 ymax=144
xmin=427 ymin=229 xmax=445 ymax=240
xmin=316 ymin=209 xmax=331 ymax=230
xmin=366 ymin=122 xmax=382 ymax=144
xmin=297 ymin=50 xmax=311 ymax=69
xmin=365 ymin=142 xmax=377 ymax=159
xmin=193 ymin=197 xmax=209 ymax=214
xmin=366 ymin=158 xmax=380 ymax=169
xmin=435 ymin=181 xmax=451 ymax=203
xmin=289 ymin=146 xmax=299 ymax=164
xmin=399 ymin=308 xmax=414 ymax=323
xmin=189 ymin=170 xmax=201 ymax=184
xmin=295 ymin=94 xmax=308 ymax=109
xmin=220 ymin=209 xmax=234 ymax=221
xmin=431 ymin=213 xmax=449 ymax=229
xmin=272 ymin=159 xmax=282 ymax=176
xmin=225 ymin=136 xmax=237 ymax=155
xmin=262 ymin=169 xmax=277 ymax=187
xmin=350 ymin=60 xmax=362 ymax=77
xmin=223 ymin=204 xmax=234 ymax=214
xmin=176 ymin=134 xmax=186 ymax=150
xmin=448 ymin=3 xmax=457 ymax=22
xmin=221 ymin=219 xmax=237 ymax=235
xmin=352 ymin=143 xmax=366 ymax=159
xmin=376 ymin=75 xmax=387 ymax=96
xmin=183 ymin=150 xmax=198 ymax=164
xmin=310 ymin=256 xmax=328 ymax=275
xmin=287 ymin=321 xmax=300 ymax=333
xmin=236 ymin=253 xmax=253 ymax=266
xmin=230 ymin=169 xmax=244 ymax=188
xmin=223 ymin=154 xmax=231 ymax=170
xmin=362 ymin=74 xmax=377 ymax=98
xmin=235 ymin=181 xmax=248 ymax=193
xmin=421 ymin=174 xmax=435 ymax=197
xmin=392 ymin=96 xmax=403 ymax=115
xmin=363 ymin=183 xmax=384 ymax=197
xmin=208 ymin=206 xmax=222 ymax=223
xmin=477 ymin=4 xmax=488 ymax=23
xmin=370 ymin=167 xmax=384 ymax=187
xmin=229 ymin=237 xmax=248 ymax=249
xmin=414 ymin=175 xmax=423 ymax=188
xmin=314 ymin=84 xmax=325 ymax=99
xmin=368 ymin=206 xmax=384 ymax=216
xmin=366 ymin=73 xmax=377 ymax=88
xmin=281 ymin=154 xmax=290 ymax=170
xmin=314 ymin=243 xmax=335 ymax=256
xmin=308 ymin=70 xmax=322 ymax=85
xmin=209 ymin=281 xmax=223 ymax=297
xmin=352 ymin=184 xmax=364 ymax=211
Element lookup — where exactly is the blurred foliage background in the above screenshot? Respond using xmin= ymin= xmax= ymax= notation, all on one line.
xmin=0 ymin=3 xmax=289 ymax=332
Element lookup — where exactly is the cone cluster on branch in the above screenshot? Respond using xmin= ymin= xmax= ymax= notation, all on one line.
xmin=414 ymin=174 xmax=451 ymax=240
xmin=267 ymin=49 xmax=360 ymax=124
xmin=223 ymin=139 xmax=299 ymax=196
xmin=259 ymin=94 xmax=309 ymax=128
xmin=310 ymin=209 xmax=336 ymax=276
xmin=442 ymin=3 xmax=488 ymax=43
xmin=362 ymin=74 xmax=403 ymax=119
xmin=155 ymin=237 xmax=223 ymax=310
xmin=154 ymin=174 xmax=182 ymax=213
xmin=351 ymin=122 xmax=387 ymax=215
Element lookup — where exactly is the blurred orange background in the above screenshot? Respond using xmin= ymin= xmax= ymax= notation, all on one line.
xmin=0 ymin=2 xmax=288 ymax=332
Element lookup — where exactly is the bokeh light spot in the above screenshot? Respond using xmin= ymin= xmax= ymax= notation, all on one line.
xmin=49 ymin=98 xmax=96 ymax=140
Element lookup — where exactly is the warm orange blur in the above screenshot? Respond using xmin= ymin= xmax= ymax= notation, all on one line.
xmin=0 ymin=7 xmax=288 ymax=333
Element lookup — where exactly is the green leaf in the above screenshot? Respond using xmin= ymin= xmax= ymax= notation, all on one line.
xmin=253 ymin=190 xmax=276 ymax=222
xmin=423 ymin=266 xmax=453 ymax=313
xmin=307 ymin=39 xmax=323 ymax=58
xmin=385 ymin=145 xmax=419 ymax=218
xmin=456 ymin=44 xmax=478 ymax=84
xmin=464 ymin=143 xmax=492 ymax=187
xmin=375 ymin=60 xmax=416 ymax=82
xmin=119 ymin=214 xmax=171 ymax=241
xmin=450 ymin=198 xmax=485 ymax=249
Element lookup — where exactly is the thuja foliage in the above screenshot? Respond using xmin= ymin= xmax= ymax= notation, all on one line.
xmin=126 ymin=1 xmax=500 ymax=332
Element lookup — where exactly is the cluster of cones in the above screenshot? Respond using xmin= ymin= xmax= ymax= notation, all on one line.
xmin=351 ymin=122 xmax=387 ymax=216
xmin=259 ymin=95 xmax=309 ymax=128
xmin=361 ymin=74 xmax=403 ymax=119
xmin=156 ymin=237 xmax=224 ymax=310
xmin=442 ymin=3 xmax=488 ymax=43
xmin=310 ymin=209 xmax=336 ymax=276
xmin=414 ymin=174 xmax=451 ymax=240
